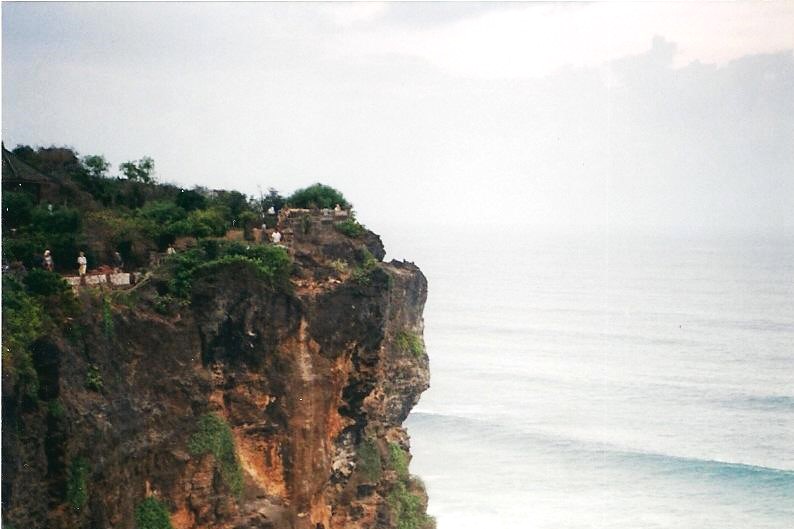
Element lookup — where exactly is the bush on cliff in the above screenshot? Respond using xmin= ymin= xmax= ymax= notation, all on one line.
xmin=287 ymin=183 xmax=350 ymax=209
xmin=135 ymin=497 xmax=173 ymax=529
xmin=189 ymin=414 xmax=243 ymax=497
xmin=387 ymin=481 xmax=435 ymax=529
xmin=162 ymin=240 xmax=291 ymax=298
xmin=23 ymin=269 xmax=70 ymax=297
xmin=388 ymin=442 xmax=410 ymax=480
xmin=1 ymin=277 xmax=44 ymax=400
xmin=395 ymin=331 xmax=424 ymax=358
xmin=335 ymin=218 xmax=366 ymax=238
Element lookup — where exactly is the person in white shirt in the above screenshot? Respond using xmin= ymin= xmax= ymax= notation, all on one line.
xmin=77 ymin=252 xmax=87 ymax=277
xmin=271 ymin=230 xmax=282 ymax=244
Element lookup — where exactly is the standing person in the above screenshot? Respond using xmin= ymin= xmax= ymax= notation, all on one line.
xmin=77 ymin=252 xmax=87 ymax=283
xmin=43 ymin=250 xmax=54 ymax=271
xmin=113 ymin=250 xmax=124 ymax=272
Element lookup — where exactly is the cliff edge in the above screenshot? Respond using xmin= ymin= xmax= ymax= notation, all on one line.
xmin=2 ymin=212 xmax=433 ymax=529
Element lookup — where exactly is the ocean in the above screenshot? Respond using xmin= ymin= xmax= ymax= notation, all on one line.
xmin=381 ymin=226 xmax=794 ymax=529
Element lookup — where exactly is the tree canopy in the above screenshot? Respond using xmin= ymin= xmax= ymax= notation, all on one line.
xmin=286 ymin=183 xmax=350 ymax=209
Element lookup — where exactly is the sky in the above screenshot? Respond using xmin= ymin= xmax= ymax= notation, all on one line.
xmin=2 ymin=2 xmax=794 ymax=236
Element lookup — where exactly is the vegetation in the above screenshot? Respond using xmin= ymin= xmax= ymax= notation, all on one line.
xmin=82 ymin=154 xmax=110 ymax=179
xmin=2 ymin=145 xmax=278 ymax=270
xmin=47 ymin=399 xmax=65 ymax=419
xmin=188 ymin=414 xmax=243 ymax=497
xmin=329 ymin=259 xmax=349 ymax=274
xmin=395 ymin=331 xmax=424 ymax=358
xmin=160 ymin=240 xmax=292 ymax=299
xmin=387 ymin=481 xmax=435 ymax=529
xmin=134 ymin=497 xmax=173 ymax=529
xmin=23 ymin=269 xmax=70 ymax=297
xmin=2 ymin=277 xmax=44 ymax=400
xmin=102 ymin=296 xmax=114 ymax=337
xmin=119 ymin=156 xmax=155 ymax=183
xmin=357 ymin=438 xmax=383 ymax=482
xmin=66 ymin=457 xmax=89 ymax=510
xmin=388 ymin=442 xmax=410 ymax=480
xmin=287 ymin=183 xmax=350 ymax=209
xmin=352 ymin=248 xmax=379 ymax=286
xmin=335 ymin=218 xmax=365 ymax=238
xmin=85 ymin=364 xmax=103 ymax=392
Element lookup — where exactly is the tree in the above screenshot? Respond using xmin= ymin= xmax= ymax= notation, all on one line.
xmin=119 ymin=156 xmax=155 ymax=183
xmin=82 ymin=155 xmax=110 ymax=178
xmin=287 ymin=183 xmax=350 ymax=209
xmin=261 ymin=187 xmax=285 ymax=213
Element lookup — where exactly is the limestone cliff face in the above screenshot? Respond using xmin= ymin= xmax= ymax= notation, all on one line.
xmin=1 ymin=221 xmax=431 ymax=529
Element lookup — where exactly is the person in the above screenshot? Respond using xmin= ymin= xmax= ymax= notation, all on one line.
xmin=166 ymin=244 xmax=176 ymax=255
xmin=271 ymin=230 xmax=282 ymax=244
xmin=43 ymin=250 xmax=54 ymax=271
xmin=77 ymin=252 xmax=87 ymax=279
xmin=113 ymin=250 xmax=124 ymax=272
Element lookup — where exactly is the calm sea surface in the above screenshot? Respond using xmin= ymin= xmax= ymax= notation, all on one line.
xmin=382 ymin=226 xmax=794 ymax=529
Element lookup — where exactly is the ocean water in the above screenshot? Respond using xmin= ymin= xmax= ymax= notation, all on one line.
xmin=382 ymin=226 xmax=794 ymax=529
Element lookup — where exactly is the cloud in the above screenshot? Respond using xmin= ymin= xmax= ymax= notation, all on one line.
xmin=346 ymin=2 xmax=794 ymax=78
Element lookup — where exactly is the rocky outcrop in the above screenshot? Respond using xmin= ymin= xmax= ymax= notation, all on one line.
xmin=1 ymin=221 xmax=432 ymax=529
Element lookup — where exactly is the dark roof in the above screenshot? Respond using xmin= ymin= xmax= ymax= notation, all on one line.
xmin=2 ymin=144 xmax=58 ymax=185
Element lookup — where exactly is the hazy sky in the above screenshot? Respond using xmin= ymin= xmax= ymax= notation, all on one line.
xmin=3 ymin=2 xmax=793 ymax=234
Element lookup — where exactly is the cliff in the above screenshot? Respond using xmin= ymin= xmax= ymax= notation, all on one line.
xmin=2 ymin=214 xmax=433 ymax=529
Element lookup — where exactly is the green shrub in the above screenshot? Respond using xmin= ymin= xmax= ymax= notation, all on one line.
xmin=388 ymin=442 xmax=410 ymax=480
xmin=135 ymin=497 xmax=173 ymax=529
xmin=48 ymin=399 xmax=65 ymax=419
xmin=66 ymin=457 xmax=89 ymax=510
xmin=85 ymin=364 xmax=103 ymax=392
xmin=287 ymin=183 xmax=350 ymax=209
xmin=335 ymin=219 xmax=365 ymax=238
xmin=23 ymin=269 xmax=70 ymax=297
xmin=329 ymin=259 xmax=349 ymax=273
xmin=138 ymin=200 xmax=187 ymax=225
xmin=387 ymin=481 xmax=434 ymax=529
xmin=395 ymin=331 xmax=424 ymax=358
xmin=189 ymin=414 xmax=243 ymax=496
xmin=175 ymin=188 xmax=207 ymax=212
xmin=2 ymin=277 xmax=43 ymax=400
xmin=30 ymin=206 xmax=82 ymax=234
xmin=2 ymin=190 xmax=36 ymax=227
xmin=357 ymin=438 xmax=383 ymax=482
xmin=164 ymin=242 xmax=291 ymax=299
xmin=352 ymin=249 xmax=379 ymax=285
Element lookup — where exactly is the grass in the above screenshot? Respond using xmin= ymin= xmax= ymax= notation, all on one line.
xmin=135 ymin=497 xmax=173 ymax=529
xmin=66 ymin=457 xmax=89 ymax=510
xmin=188 ymin=414 xmax=243 ymax=497
xmin=395 ymin=331 xmax=424 ymax=358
